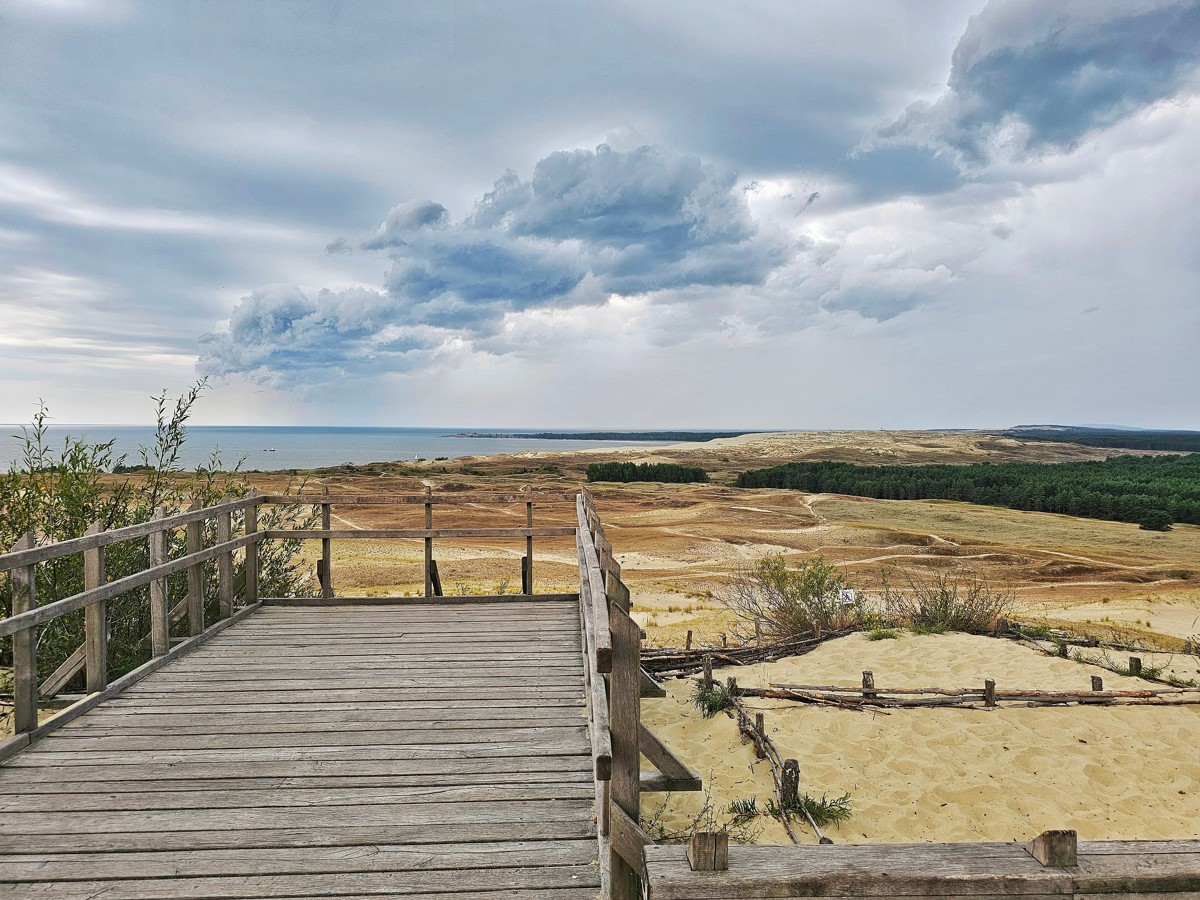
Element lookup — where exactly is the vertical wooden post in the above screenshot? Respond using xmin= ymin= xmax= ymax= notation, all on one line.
xmin=755 ymin=618 xmax=762 ymax=646
xmin=610 ymin=604 xmax=642 ymax=900
xmin=10 ymin=533 xmax=38 ymax=734
xmin=862 ymin=670 xmax=876 ymax=700
xmin=1128 ymin=656 xmax=1143 ymax=677
xmin=1091 ymin=675 xmax=1104 ymax=691
xmin=321 ymin=487 xmax=333 ymax=600
xmin=149 ymin=509 xmax=170 ymax=656
xmin=423 ymin=485 xmax=433 ymax=598
xmin=781 ymin=759 xmax=800 ymax=808
xmin=687 ymin=832 xmax=728 ymax=871
xmin=217 ymin=509 xmax=234 ymax=618
xmin=185 ymin=500 xmax=204 ymax=636
xmin=83 ymin=522 xmax=108 ymax=693
xmin=702 ymin=655 xmax=713 ymax=691
xmin=984 ymin=679 xmax=997 ymax=708
xmin=525 ymin=489 xmax=534 ymax=595
xmin=685 ymin=630 xmax=693 ymax=651
xmin=245 ymin=494 xmax=259 ymax=606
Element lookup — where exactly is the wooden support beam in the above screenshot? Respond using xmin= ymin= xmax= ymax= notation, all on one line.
xmin=424 ymin=486 xmax=433 ymax=599
xmin=984 ymin=679 xmax=997 ymax=708
xmin=38 ymin=643 xmax=86 ymax=698
xmin=606 ymin=570 xmax=630 ymax=613
xmin=430 ymin=559 xmax=443 ymax=597
xmin=640 ymin=666 xmax=667 ymax=698
xmin=687 ymin=832 xmax=728 ymax=872
xmin=83 ymin=520 xmax=107 ymax=693
xmin=1027 ymin=829 xmax=1078 ymax=867
xmin=638 ymin=722 xmax=702 ymax=792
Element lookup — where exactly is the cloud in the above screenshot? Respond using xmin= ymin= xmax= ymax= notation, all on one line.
xmin=863 ymin=0 xmax=1200 ymax=168
xmin=200 ymin=144 xmax=791 ymax=383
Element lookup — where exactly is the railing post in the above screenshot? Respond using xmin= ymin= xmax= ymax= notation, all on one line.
xmin=610 ymin=603 xmax=642 ymax=899
xmin=320 ymin=486 xmax=333 ymax=600
xmin=524 ymin=486 xmax=534 ymax=595
xmin=217 ymin=508 xmax=234 ymax=618
xmin=424 ymin=485 xmax=433 ymax=598
xmin=10 ymin=533 xmax=38 ymax=734
xmin=83 ymin=521 xmax=108 ymax=693
xmin=186 ymin=500 xmax=204 ymax=636
xmin=245 ymin=493 xmax=259 ymax=606
xmin=149 ymin=508 xmax=170 ymax=656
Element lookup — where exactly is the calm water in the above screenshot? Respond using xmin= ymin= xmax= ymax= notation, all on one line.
xmin=0 ymin=425 xmax=678 ymax=472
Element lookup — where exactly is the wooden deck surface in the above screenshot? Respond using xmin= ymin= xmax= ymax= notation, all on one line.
xmin=0 ymin=600 xmax=601 ymax=899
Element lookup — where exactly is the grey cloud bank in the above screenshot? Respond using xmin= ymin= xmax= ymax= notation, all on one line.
xmin=2 ymin=0 xmax=1198 ymax=428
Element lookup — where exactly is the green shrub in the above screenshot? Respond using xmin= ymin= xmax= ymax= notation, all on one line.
xmin=881 ymin=570 xmax=1013 ymax=635
xmin=0 ymin=382 xmax=316 ymax=684
xmin=717 ymin=554 xmax=857 ymax=641
xmin=691 ymin=676 xmax=738 ymax=718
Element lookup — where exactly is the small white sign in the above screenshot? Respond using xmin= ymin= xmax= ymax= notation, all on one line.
xmin=837 ymin=588 xmax=857 ymax=606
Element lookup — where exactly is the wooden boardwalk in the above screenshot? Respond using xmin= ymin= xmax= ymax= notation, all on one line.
xmin=0 ymin=599 xmax=601 ymax=899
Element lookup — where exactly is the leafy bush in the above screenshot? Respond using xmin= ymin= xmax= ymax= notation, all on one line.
xmin=767 ymin=792 xmax=853 ymax=828
xmin=585 ymin=462 xmax=708 ymax=483
xmin=0 ymin=383 xmax=316 ymax=684
xmin=717 ymin=554 xmax=857 ymax=641
xmin=881 ymin=570 xmax=1014 ymax=635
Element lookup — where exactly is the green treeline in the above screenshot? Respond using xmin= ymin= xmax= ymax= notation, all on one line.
xmin=736 ymin=455 xmax=1200 ymax=528
xmin=1009 ymin=428 xmax=1200 ymax=452
xmin=586 ymin=462 xmax=709 ymax=483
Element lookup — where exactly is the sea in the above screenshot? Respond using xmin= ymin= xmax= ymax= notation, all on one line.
xmin=0 ymin=425 xmax=679 ymax=472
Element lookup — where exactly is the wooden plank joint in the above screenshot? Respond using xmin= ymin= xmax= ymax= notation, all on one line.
xmin=687 ymin=831 xmax=729 ymax=871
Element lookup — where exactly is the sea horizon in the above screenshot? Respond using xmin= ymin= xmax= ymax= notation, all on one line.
xmin=0 ymin=424 xmax=702 ymax=472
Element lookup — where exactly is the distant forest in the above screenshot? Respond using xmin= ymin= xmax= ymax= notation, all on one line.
xmin=736 ymin=455 xmax=1200 ymax=528
xmin=1008 ymin=427 xmax=1200 ymax=452
xmin=586 ymin=462 xmax=709 ymax=484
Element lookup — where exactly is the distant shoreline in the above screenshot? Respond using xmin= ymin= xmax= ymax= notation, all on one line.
xmin=450 ymin=430 xmax=758 ymax=442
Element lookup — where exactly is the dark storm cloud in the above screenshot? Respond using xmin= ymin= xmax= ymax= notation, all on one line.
xmin=867 ymin=0 xmax=1200 ymax=166
xmin=199 ymin=144 xmax=789 ymax=382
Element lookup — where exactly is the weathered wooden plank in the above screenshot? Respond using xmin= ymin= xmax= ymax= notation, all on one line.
xmin=82 ymin=521 xmax=108 ymax=692
xmin=0 ymin=820 xmax=595 ymax=855
xmin=0 ymin=838 xmax=598 ymax=880
xmin=56 ymin=712 xmax=586 ymax=733
xmin=610 ymin=602 xmax=643 ymax=899
xmin=643 ymin=843 xmax=1074 ymax=900
xmin=32 ymin=725 xmax=587 ymax=752
xmin=0 ymin=602 xmax=261 ymax=763
xmin=8 ymin=533 xmax=38 ymax=734
xmin=0 ymin=865 xmax=600 ymax=898
xmin=0 ymin=771 xmax=595 ymax=797
xmin=1 ymin=753 xmax=590 ymax=783
xmin=2 ymin=798 xmax=596 ymax=833
xmin=0 ymin=782 xmax=596 ymax=813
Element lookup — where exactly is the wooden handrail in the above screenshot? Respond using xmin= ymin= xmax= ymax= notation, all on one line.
xmin=0 ymin=532 xmax=258 ymax=640
xmin=262 ymin=526 xmax=577 ymax=540
xmin=257 ymin=491 xmax=577 ymax=505
xmin=0 ymin=495 xmax=260 ymax=570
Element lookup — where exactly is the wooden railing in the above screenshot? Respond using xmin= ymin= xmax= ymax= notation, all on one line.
xmin=0 ymin=486 xmax=705 ymax=897
xmin=0 ymin=494 xmax=263 ymax=761
xmin=577 ymin=490 xmax=702 ymax=900
xmin=0 ymin=488 xmax=579 ymax=758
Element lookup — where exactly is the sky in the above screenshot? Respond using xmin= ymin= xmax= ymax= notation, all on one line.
xmin=1 ymin=0 xmax=1198 ymax=429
